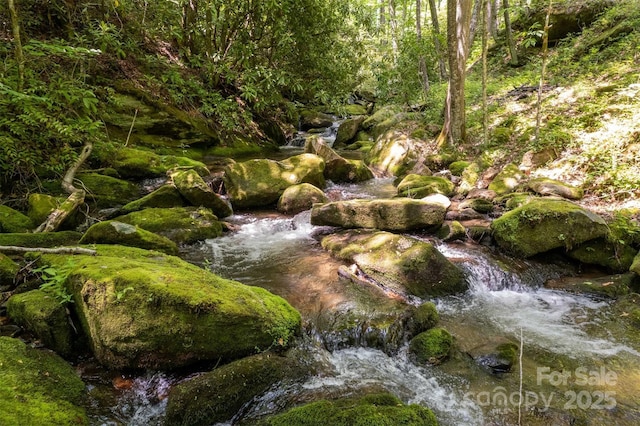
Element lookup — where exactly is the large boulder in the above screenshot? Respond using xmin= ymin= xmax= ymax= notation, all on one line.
xmin=365 ymin=131 xmax=423 ymax=177
xmin=322 ymin=231 xmax=467 ymax=297
xmin=528 ymin=177 xmax=584 ymax=200
xmin=0 ymin=231 xmax=82 ymax=248
xmin=409 ymin=327 xmax=453 ymax=365
xmin=567 ymin=239 xmax=637 ymax=273
xmin=277 ymin=183 xmax=328 ymax=215
xmin=335 ymin=116 xmax=365 ymax=146
xmin=119 ymin=184 xmax=188 ymax=215
xmin=27 ymin=193 xmax=58 ymax=224
xmin=0 ymin=205 xmax=34 ymax=233
xmin=304 ymin=136 xmax=373 ymax=183
xmin=491 ymin=198 xmax=609 ymax=257
xmin=0 ymin=253 xmax=19 ymax=287
xmin=0 ymin=336 xmax=87 ymax=425
xmin=171 ymin=169 xmax=233 ymax=218
xmin=79 ymin=220 xmax=179 ymax=255
xmin=311 ymin=198 xmax=446 ymax=232
xmin=111 ymin=147 xmax=209 ymax=179
xmin=76 ymin=173 xmax=141 ymax=207
xmin=40 ymin=245 xmax=301 ymax=369
xmin=300 ymin=110 xmax=334 ymax=130
xmin=165 ymin=352 xmax=311 ymax=426
xmin=113 ymin=207 xmax=223 ymax=244
xmin=223 ymin=154 xmax=326 ymax=209
xmin=488 ymin=163 xmax=526 ymax=196
xmin=397 ymin=174 xmax=455 ymax=198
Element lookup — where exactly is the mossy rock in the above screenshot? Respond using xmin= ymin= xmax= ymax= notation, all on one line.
xmin=397 ymin=175 xmax=455 ymax=199
xmin=311 ymin=198 xmax=446 ymax=232
xmin=469 ymin=339 xmax=519 ymax=374
xmin=79 ymin=221 xmax=178 ymax=255
xmin=457 ymin=162 xmax=480 ymax=196
xmin=305 ymin=136 xmax=373 ymax=183
xmin=497 ymin=192 xmax=535 ymax=210
xmin=119 ymin=184 xmax=187 ymax=214
xmin=362 ymin=105 xmax=402 ymax=130
xmin=343 ymin=103 xmax=369 ymax=116
xmin=409 ymin=327 xmax=453 ymax=365
xmin=545 ymin=273 xmax=637 ymax=299
xmin=261 ymin=393 xmax=437 ymax=426
xmin=171 ymin=169 xmax=233 ymax=218
xmin=0 ymin=231 xmax=82 ymax=248
xmin=459 ymin=198 xmax=494 ymax=214
xmin=365 ymin=131 xmax=420 ymax=177
xmin=0 ymin=205 xmax=34 ymax=233
xmin=6 ymin=290 xmax=76 ymax=357
xmin=223 ymin=154 xmax=326 ymax=209
xmin=27 ymin=194 xmax=59 ymax=225
xmin=568 ymin=238 xmax=637 ymax=273
xmin=632 ymin=252 xmax=640 ymax=275
xmin=165 ymin=352 xmax=311 ymax=426
xmin=300 ymin=110 xmax=334 ymax=130
xmin=449 ymin=161 xmax=471 ymax=177
xmin=322 ymin=231 xmax=466 ymax=297
xmin=113 ymin=207 xmax=223 ymax=244
xmin=528 ymin=177 xmax=584 ymax=200
xmin=407 ymin=302 xmax=439 ymax=338
xmin=0 ymin=253 xmax=19 ymax=286
xmin=335 ymin=116 xmax=365 ymax=146
xmin=40 ymin=245 xmax=301 ymax=369
xmin=111 ymin=147 xmax=209 ymax=179
xmin=0 ymin=336 xmax=87 ymax=425
xmin=488 ymin=163 xmax=526 ymax=196
xmin=436 ymin=221 xmax=467 ymax=242
xmin=277 ymin=183 xmax=328 ymax=215
xmin=76 ymin=173 xmax=141 ymax=207
xmin=490 ymin=199 xmax=608 ymax=258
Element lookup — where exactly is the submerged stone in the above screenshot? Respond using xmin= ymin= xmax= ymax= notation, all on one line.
xmin=0 ymin=336 xmax=87 ymax=425
xmin=491 ymin=198 xmax=608 ymax=258
xmin=311 ymin=198 xmax=446 ymax=232
xmin=545 ymin=273 xmax=637 ymax=298
xmin=79 ymin=220 xmax=178 ymax=255
xmin=0 ymin=205 xmax=34 ymax=233
xmin=40 ymin=245 xmax=301 ymax=369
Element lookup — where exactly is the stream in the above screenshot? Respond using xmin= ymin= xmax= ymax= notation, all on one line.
xmin=83 ymin=155 xmax=640 ymax=425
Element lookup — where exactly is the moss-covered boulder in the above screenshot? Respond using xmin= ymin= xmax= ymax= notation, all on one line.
xmin=111 ymin=147 xmax=209 ymax=179
xmin=0 ymin=253 xmax=19 ymax=286
xmin=498 ymin=192 xmax=535 ymax=210
xmin=80 ymin=221 xmax=178 ymax=255
xmin=459 ymin=198 xmax=494 ymax=214
xmin=113 ymin=207 xmax=223 ymax=244
xmin=261 ymin=393 xmax=437 ymax=426
xmin=223 ymin=154 xmax=326 ymax=209
xmin=311 ymin=198 xmax=446 ymax=232
xmin=528 ymin=177 xmax=584 ymax=200
xmin=397 ymin=174 xmax=455 ymax=198
xmin=0 ymin=231 xmax=82 ymax=248
xmin=436 ymin=221 xmax=467 ymax=242
xmin=449 ymin=160 xmax=471 ymax=176
xmin=165 ymin=352 xmax=311 ymax=426
xmin=491 ymin=199 xmax=608 ymax=258
xmin=567 ymin=239 xmax=637 ymax=273
xmin=0 ymin=205 xmax=34 ymax=233
xmin=409 ymin=327 xmax=453 ymax=365
xmin=277 ymin=183 xmax=328 ymax=215
xmin=76 ymin=173 xmax=141 ymax=207
xmin=304 ymin=136 xmax=373 ymax=183
xmin=365 ymin=131 xmax=422 ymax=177
xmin=343 ymin=103 xmax=369 ymax=116
xmin=362 ymin=105 xmax=402 ymax=131
xmin=119 ymin=185 xmax=187 ymax=214
xmin=40 ymin=245 xmax=301 ymax=369
xmin=335 ymin=116 xmax=365 ymax=146
xmin=6 ymin=290 xmax=76 ymax=357
xmin=632 ymin=252 xmax=640 ymax=276
xmin=468 ymin=339 xmax=519 ymax=374
xmin=457 ymin=162 xmax=480 ymax=196
xmin=545 ymin=273 xmax=637 ymax=298
xmin=488 ymin=163 xmax=526 ymax=196
xmin=407 ymin=302 xmax=439 ymax=338
xmin=322 ymin=231 xmax=467 ymax=297
xmin=27 ymin=194 xmax=59 ymax=224
xmin=171 ymin=169 xmax=233 ymax=218
xmin=0 ymin=336 xmax=87 ymax=425
xmin=300 ymin=110 xmax=334 ymax=130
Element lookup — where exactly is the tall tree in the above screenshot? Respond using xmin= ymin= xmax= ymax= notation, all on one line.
xmin=437 ymin=0 xmax=473 ymax=147
xmin=416 ymin=0 xmax=430 ymax=96
xmin=7 ymin=0 xmax=25 ymax=92
xmin=503 ymin=0 xmax=518 ymax=65
xmin=428 ymin=0 xmax=448 ymax=79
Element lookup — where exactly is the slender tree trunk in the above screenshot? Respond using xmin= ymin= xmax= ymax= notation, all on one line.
xmin=468 ymin=0 xmax=483 ymax=51
xmin=482 ymin=0 xmax=489 ymax=145
xmin=417 ymin=0 xmax=430 ymax=98
xmin=428 ymin=0 xmax=448 ymax=79
xmin=534 ymin=0 xmax=552 ymax=144
xmin=489 ymin=0 xmax=500 ymax=40
xmin=437 ymin=0 xmax=473 ymax=147
xmin=7 ymin=0 xmax=25 ymax=92
xmin=503 ymin=0 xmax=518 ymax=65
xmin=389 ymin=0 xmax=400 ymax=60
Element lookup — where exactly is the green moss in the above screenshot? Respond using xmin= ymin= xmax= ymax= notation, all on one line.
xmin=409 ymin=327 xmax=453 ymax=365
xmin=6 ymin=290 xmax=75 ymax=357
xmin=119 ymin=185 xmax=187 ymax=214
xmin=0 ymin=231 xmax=82 ymax=248
xmin=165 ymin=352 xmax=310 ymax=426
xmin=0 ymin=253 xmax=19 ymax=285
xmin=496 ymin=342 xmax=519 ymax=368
xmin=436 ymin=221 xmax=467 ymax=242
xmin=263 ymin=393 xmax=437 ymax=426
xmin=568 ymin=238 xmax=637 ymax=273
xmin=40 ymin=245 xmax=301 ymax=369
xmin=496 ymin=192 xmax=534 ymax=210
xmin=171 ymin=169 xmax=233 ymax=217
xmin=113 ymin=207 xmax=223 ymax=244
xmin=27 ymin=194 xmax=59 ymax=224
xmin=0 ymin=205 xmax=34 ymax=233
xmin=488 ymin=163 xmax=525 ymax=196
xmin=528 ymin=177 xmax=584 ymax=200
xmin=0 ymin=337 xmax=87 ymax=425
xmin=343 ymin=104 xmax=368 ymax=116
xmin=79 ymin=220 xmax=179 ymax=255
xmin=449 ymin=161 xmax=471 ymax=176
xmin=457 ymin=162 xmax=480 ymax=195
xmin=408 ymin=302 xmax=439 ymax=337
xmin=459 ymin=198 xmax=494 ymax=213
xmin=76 ymin=173 xmax=141 ymax=207
xmin=632 ymin=252 xmax=640 ymax=275
xmin=277 ymin=183 xmax=328 ymax=215
xmin=111 ymin=147 xmax=209 ymax=179
xmin=397 ymin=175 xmax=455 ymax=198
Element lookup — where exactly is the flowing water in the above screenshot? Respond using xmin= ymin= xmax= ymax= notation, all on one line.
xmin=90 ymin=176 xmax=640 ymax=425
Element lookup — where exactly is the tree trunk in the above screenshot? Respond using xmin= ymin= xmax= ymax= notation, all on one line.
xmin=428 ymin=0 xmax=448 ymax=79
xmin=534 ymin=0 xmax=552 ymax=144
xmin=417 ymin=0 xmax=430 ymax=97
xmin=503 ymin=0 xmax=518 ymax=66
xmin=436 ymin=0 xmax=473 ymax=147
xmin=482 ymin=0 xmax=489 ymax=144
xmin=389 ymin=0 xmax=400 ymax=60
xmin=468 ymin=0 xmax=483 ymax=51
xmin=7 ymin=0 xmax=25 ymax=92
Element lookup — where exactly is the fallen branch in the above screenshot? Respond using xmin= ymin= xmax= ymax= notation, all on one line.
xmin=0 ymin=246 xmax=96 ymax=255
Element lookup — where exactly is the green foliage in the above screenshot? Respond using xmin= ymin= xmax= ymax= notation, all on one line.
xmin=35 ymin=259 xmax=75 ymax=305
